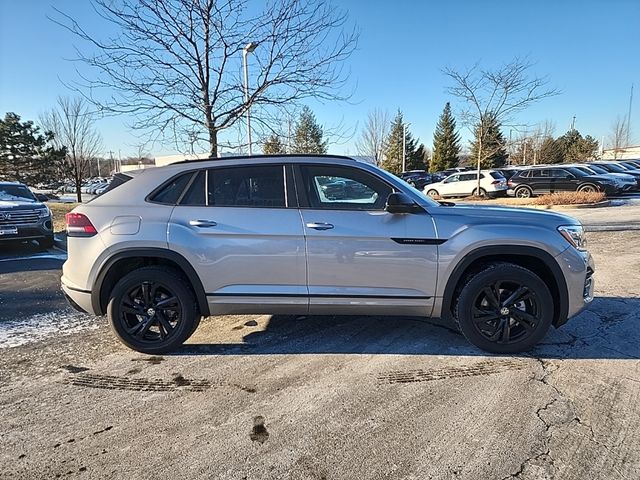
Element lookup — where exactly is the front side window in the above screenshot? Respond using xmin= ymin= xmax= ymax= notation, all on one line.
xmin=300 ymin=165 xmax=392 ymax=210
xmin=207 ymin=165 xmax=285 ymax=207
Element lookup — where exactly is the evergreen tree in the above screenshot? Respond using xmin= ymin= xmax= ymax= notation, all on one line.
xmin=262 ymin=134 xmax=287 ymax=154
xmin=539 ymin=137 xmax=564 ymax=164
xmin=411 ymin=143 xmax=429 ymax=171
xmin=381 ymin=110 xmax=419 ymax=174
xmin=291 ymin=106 xmax=328 ymax=154
xmin=556 ymin=129 xmax=599 ymax=162
xmin=469 ymin=113 xmax=508 ymax=169
xmin=430 ymin=102 xmax=460 ymax=172
xmin=0 ymin=112 xmax=65 ymax=185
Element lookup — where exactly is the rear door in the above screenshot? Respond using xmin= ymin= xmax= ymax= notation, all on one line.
xmin=529 ymin=169 xmax=552 ymax=194
xmin=166 ymin=164 xmax=307 ymax=314
xmin=296 ymin=164 xmax=438 ymax=316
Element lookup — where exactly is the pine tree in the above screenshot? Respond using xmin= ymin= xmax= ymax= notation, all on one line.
xmin=539 ymin=137 xmax=564 ymax=164
xmin=381 ymin=110 xmax=419 ymax=174
xmin=556 ymin=129 xmax=599 ymax=162
xmin=262 ymin=134 xmax=287 ymax=154
xmin=469 ymin=113 xmax=508 ymax=169
xmin=430 ymin=102 xmax=460 ymax=172
xmin=291 ymin=106 xmax=328 ymax=154
xmin=0 ymin=112 xmax=65 ymax=185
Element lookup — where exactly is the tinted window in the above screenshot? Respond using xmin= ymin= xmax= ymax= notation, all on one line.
xmin=587 ymin=165 xmax=608 ymax=175
xmin=208 ymin=165 xmax=285 ymax=207
xmin=551 ymin=169 xmax=571 ymax=178
xmin=490 ymin=172 xmax=505 ymax=179
xmin=149 ymin=172 xmax=193 ymax=204
xmin=300 ymin=165 xmax=391 ymax=210
xmin=459 ymin=173 xmax=478 ymax=181
xmin=179 ymin=171 xmax=206 ymax=206
xmin=530 ymin=169 xmax=551 ymax=178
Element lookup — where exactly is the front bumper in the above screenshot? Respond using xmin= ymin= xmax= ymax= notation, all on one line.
xmin=555 ymin=246 xmax=595 ymax=325
xmin=0 ymin=218 xmax=53 ymax=241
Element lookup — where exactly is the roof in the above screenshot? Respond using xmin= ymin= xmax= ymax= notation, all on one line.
xmin=172 ymin=153 xmax=356 ymax=165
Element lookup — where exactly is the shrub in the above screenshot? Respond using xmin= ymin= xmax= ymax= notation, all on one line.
xmin=532 ymin=191 xmax=605 ymax=206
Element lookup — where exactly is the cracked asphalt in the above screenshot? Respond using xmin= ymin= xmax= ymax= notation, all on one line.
xmin=1 ymin=230 xmax=639 ymax=479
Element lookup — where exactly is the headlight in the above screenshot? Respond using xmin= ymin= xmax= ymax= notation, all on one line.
xmin=37 ymin=207 xmax=51 ymax=218
xmin=558 ymin=225 xmax=587 ymax=251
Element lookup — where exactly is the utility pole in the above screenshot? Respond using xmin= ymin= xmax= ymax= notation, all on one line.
xmin=627 ymin=83 xmax=634 ymax=146
xmin=570 ymin=115 xmax=576 ymax=131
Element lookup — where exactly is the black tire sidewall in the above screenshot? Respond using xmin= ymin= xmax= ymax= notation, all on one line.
xmin=515 ymin=186 xmax=531 ymax=198
xmin=107 ymin=266 xmax=197 ymax=354
xmin=455 ymin=264 xmax=554 ymax=353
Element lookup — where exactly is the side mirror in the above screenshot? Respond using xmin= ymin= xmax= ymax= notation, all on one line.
xmin=385 ymin=192 xmax=422 ymax=214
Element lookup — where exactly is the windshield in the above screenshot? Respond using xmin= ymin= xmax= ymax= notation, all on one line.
xmin=587 ymin=164 xmax=608 ymax=175
xmin=599 ymin=163 xmax=626 ymax=173
xmin=573 ymin=166 xmax=595 ymax=175
xmin=0 ymin=184 xmax=37 ymax=202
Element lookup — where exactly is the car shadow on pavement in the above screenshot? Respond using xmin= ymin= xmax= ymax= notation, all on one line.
xmin=177 ymin=296 xmax=640 ymax=360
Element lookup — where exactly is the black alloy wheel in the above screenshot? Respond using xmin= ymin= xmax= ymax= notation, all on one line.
xmin=454 ymin=263 xmax=554 ymax=353
xmin=108 ymin=266 xmax=198 ymax=354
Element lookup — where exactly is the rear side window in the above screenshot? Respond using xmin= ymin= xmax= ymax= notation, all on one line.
xmin=208 ymin=165 xmax=285 ymax=207
xmin=179 ymin=171 xmax=206 ymax=206
xmin=149 ymin=172 xmax=193 ymax=204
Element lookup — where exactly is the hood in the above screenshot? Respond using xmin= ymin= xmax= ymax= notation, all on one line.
xmin=0 ymin=199 xmax=44 ymax=210
xmin=430 ymin=203 xmax=581 ymax=229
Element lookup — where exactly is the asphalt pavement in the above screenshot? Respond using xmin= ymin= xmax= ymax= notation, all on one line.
xmin=0 ymin=215 xmax=639 ymax=479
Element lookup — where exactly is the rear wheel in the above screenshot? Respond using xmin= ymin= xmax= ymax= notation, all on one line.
xmin=472 ymin=187 xmax=487 ymax=197
xmin=426 ymin=189 xmax=439 ymax=198
xmin=515 ymin=186 xmax=532 ymax=198
xmin=578 ymin=184 xmax=597 ymax=193
xmin=107 ymin=266 xmax=199 ymax=354
xmin=454 ymin=263 xmax=554 ymax=353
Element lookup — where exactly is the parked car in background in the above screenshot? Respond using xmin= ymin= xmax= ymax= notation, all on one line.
xmin=0 ymin=181 xmax=54 ymax=248
xmin=423 ymin=170 xmax=507 ymax=198
xmin=61 ymin=154 xmax=594 ymax=355
xmin=590 ymin=162 xmax=640 ymax=184
xmin=400 ymin=170 xmax=434 ymax=190
xmin=495 ymin=166 xmax=526 ymax=180
xmin=571 ymin=164 xmax=638 ymax=191
xmin=506 ymin=166 xmax=620 ymax=198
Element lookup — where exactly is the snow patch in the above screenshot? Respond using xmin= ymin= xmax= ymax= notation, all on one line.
xmin=0 ymin=309 xmax=99 ymax=349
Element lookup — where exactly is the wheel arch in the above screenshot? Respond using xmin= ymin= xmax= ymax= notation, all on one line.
xmin=441 ymin=245 xmax=568 ymax=327
xmin=91 ymin=248 xmax=209 ymax=317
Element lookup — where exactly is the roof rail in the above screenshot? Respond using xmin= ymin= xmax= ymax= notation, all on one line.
xmin=172 ymin=153 xmax=356 ymax=165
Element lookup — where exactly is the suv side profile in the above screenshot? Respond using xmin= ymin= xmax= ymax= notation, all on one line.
xmin=423 ymin=170 xmax=507 ymax=198
xmin=62 ymin=155 xmax=594 ymax=354
xmin=507 ymin=166 xmax=620 ymax=198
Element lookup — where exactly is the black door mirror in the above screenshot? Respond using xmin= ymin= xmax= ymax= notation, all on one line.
xmin=385 ymin=192 xmax=421 ymax=214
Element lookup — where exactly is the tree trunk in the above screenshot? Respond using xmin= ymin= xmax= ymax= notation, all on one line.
xmin=75 ymin=173 xmax=82 ymax=203
xmin=208 ymin=125 xmax=218 ymax=158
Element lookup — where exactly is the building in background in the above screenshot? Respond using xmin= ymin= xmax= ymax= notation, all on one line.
xmin=601 ymin=145 xmax=640 ymax=160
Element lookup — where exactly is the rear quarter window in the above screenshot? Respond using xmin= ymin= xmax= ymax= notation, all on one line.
xmin=148 ymin=172 xmax=194 ymax=204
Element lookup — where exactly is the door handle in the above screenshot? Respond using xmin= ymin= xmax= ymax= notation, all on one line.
xmin=306 ymin=222 xmax=334 ymax=230
xmin=189 ymin=219 xmax=217 ymax=228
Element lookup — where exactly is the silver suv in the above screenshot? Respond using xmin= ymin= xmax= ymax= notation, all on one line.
xmin=61 ymin=155 xmax=595 ymax=354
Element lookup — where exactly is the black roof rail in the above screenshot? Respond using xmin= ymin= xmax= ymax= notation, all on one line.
xmin=172 ymin=153 xmax=356 ymax=165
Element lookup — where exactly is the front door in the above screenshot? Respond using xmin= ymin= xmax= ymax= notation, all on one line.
xmin=295 ymin=164 xmax=439 ymax=316
xmin=167 ymin=164 xmax=307 ymax=315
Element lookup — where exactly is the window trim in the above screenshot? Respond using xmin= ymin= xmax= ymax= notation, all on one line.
xmin=294 ymin=163 xmax=396 ymax=211
xmin=146 ymin=171 xmax=197 ymax=205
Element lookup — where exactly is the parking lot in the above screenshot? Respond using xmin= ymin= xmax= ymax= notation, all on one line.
xmin=1 ymin=204 xmax=639 ymax=479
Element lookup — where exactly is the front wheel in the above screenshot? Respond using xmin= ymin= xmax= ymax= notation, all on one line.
xmin=107 ymin=266 xmax=199 ymax=354
xmin=454 ymin=263 xmax=554 ymax=353
xmin=578 ymin=184 xmax=597 ymax=193
xmin=515 ymin=186 xmax=532 ymax=198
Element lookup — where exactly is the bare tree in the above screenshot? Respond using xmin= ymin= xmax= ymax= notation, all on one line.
xmin=52 ymin=0 xmax=358 ymax=157
xmin=40 ymin=97 xmax=103 ymax=202
xmin=443 ymin=58 xmax=559 ymax=190
xmin=355 ymin=109 xmax=390 ymax=166
xmin=608 ymin=116 xmax=629 ymax=159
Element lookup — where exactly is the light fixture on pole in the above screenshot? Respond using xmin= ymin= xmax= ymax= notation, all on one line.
xmin=243 ymin=41 xmax=258 ymax=155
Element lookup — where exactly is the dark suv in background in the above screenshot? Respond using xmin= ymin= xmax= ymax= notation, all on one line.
xmin=399 ymin=170 xmax=435 ymax=190
xmin=507 ymin=166 xmax=620 ymax=198
xmin=0 ymin=181 xmax=54 ymax=247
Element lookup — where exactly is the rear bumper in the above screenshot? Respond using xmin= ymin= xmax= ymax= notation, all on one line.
xmin=61 ymin=277 xmax=95 ymax=315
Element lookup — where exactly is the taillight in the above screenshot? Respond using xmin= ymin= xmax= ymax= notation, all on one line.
xmin=507 ymin=180 xmax=514 ymax=187
xmin=66 ymin=212 xmax=97 ymax=237
xmin=491 ymin=180 xmax=500 ymax=185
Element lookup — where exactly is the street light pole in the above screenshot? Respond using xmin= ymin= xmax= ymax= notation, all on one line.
xmin=242 ymin=41 xmax=258 ymax=155
xmin=402 ymin=124 xmax=406 ymax=172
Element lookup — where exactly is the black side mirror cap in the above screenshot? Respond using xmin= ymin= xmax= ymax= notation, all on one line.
xmin=385 ymin=192 xmax=423 ymax=214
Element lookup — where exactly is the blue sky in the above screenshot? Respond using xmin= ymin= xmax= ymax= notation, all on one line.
xmin=1 ymin=0 xmax=639 ymax=157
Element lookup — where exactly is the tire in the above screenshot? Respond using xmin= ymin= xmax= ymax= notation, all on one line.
xmin=514 ymin=186 xmax=532 ymax=198
xmin=426 ymin=189 xmax=439 ymax=198
xmin=453 ymin=262 xmax=554 ymax=353
xmin=578 ymin=184 xmax=597 ymax=193
xmin=39 ymin=235 xmax=55 ymax=249
xmin=107 ymin=266 xmax=199 ymax=354
xmin=473 ymin=187 xmax=487 ymax=197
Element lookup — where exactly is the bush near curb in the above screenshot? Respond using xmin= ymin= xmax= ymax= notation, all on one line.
xmin=532 ymin=191 xmax=605 ymax=206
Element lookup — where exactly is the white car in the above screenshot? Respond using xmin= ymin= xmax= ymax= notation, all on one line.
xmin=423 ymin=170 xmax=508 ymax=198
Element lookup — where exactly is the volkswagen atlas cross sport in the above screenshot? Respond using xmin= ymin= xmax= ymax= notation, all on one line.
xmin=61 ymin=155 xmax=595 ymax=354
